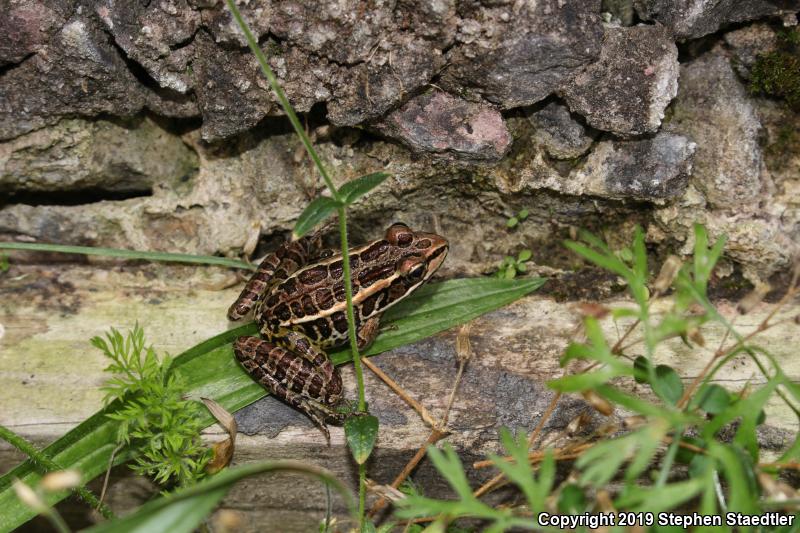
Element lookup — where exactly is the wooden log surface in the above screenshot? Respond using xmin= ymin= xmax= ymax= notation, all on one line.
xmin=1 ymin=263 xmax=798 ymax=531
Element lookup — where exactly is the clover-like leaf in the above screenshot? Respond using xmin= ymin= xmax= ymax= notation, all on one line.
xmin=651 ymin=365 xmax=684 ymax=405
xmin=693 ymin=384 xmax=731 ymax=415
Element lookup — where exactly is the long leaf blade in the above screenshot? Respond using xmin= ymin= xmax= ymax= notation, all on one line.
xmin=0 ymin=243 xmax=254 ymax=270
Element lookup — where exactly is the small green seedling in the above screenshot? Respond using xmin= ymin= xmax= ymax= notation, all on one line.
xmin=496 ymin=249 xmax=532 ymax=279
xmin=506 ymin=209 xmax=529 ymax=229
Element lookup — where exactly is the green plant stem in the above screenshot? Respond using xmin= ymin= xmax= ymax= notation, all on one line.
xmin=0 ymin=242 xmax=253 ymax=270
xmin=358 ymin=463 xmax=367 ymax=530
xmin=337 ymin=207 xmax=369 ymax=528
xmin=0 ymin=425 xmax=114 ymax=519
xmin=337 ymin=208 xmax=367 ymax=412
xmin=225 ymin=0 xmax=340 ymax=202
xmin=225 ymin=0 xmax=366 ymax=412
xmin=224 ymin=4 xmax=372 ymax=530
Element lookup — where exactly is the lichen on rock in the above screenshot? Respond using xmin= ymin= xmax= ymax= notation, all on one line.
xmin=562 ymin=24 xmax=679 ymax=137
xmin=375 ymin=91 xmax=511 ymax=161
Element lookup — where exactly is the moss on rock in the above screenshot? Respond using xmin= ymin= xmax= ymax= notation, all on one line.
xmin=749 ymin=29 xmax=800 ymax=110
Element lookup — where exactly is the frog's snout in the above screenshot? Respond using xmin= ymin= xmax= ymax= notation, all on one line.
xmin=418 ymin=232 xmax=448 ymax=277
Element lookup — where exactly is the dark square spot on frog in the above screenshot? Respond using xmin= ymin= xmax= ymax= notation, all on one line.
xmin=302 ymin=323 xmax=320 ymax=341
xmin=361 ymin=240 xmax=390 ymax=261
xmin=333 ymin=281 xmax=356 ymax=301
xmin=332 ymin=311 xmax=348 ymax=334
xmin=280 ymin=277 xmax=300 ymax=297
xmin=328 ymin=259 xmax=344 ymax=280
xmin=314 ymin=288 xmax=335 ymax=310
xmin=265 ymin=293 xmax=280 ymax=309
xmin=314 ymin=319 xmax=332 ymax=340
xmin=357 ymin=263 xmax=395 ymax=288
xmin=299 ymin=266 xmax=327 ymax=285
xmin=307 ymin=374 xmax=324 ymax=398
xmin=388 ymin=279 xmax=407 ymax=300
xmin=289 ymin=301 xmax=304 ymax=318
xmin=287 ymin=363 xmax=313 ymax=395
xmin=275 ymin=303 xmax=292 ymax=321
xmin=301 ymin=294 xmax=316 ymax=315
xmin=269 ymin=352 xmax=290 ymax=381
xmin=414 ymin=238 xmax=432 ymax=249
xmin=361 ymin=293 xmax=379 ymax=316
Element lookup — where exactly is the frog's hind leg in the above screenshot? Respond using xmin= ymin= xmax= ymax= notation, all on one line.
xmin=233 ymin=336 xmax=343 ymax=440
xmin=228 ymin=231 xmax=325 ymax=320
xmin=279 ymin=329 xmax=342 ymax=394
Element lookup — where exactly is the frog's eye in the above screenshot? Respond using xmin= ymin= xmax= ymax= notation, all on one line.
xmin=407 ymin=262 xmax=426 ymax=280
xmin=398 ymin=256 xmax=425 ymax=278
xmin=386 ymin=223 xmax=413 ymax=247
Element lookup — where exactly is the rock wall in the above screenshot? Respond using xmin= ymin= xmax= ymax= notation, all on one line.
xmin=1 ymin=0 xmax=799 ymax=282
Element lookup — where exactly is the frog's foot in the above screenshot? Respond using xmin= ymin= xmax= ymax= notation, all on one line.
xmin=302 ymin=399 xmax=347 ymax=443
xmin=333 ymin=398 xmax=361 ymax=417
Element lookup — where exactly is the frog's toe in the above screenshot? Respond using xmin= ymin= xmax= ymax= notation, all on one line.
xmin=302 ymin=400 xmax=337 ymax=442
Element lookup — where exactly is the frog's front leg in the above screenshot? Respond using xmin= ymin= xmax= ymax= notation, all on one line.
xmin=357 ymin=316 xmax=381 ymax=351
xmin=233 ymin=335 xmax=344 ymax=440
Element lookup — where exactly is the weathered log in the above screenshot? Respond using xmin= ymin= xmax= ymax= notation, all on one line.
xmin=1 ymin=264 xmax=797 ymax=530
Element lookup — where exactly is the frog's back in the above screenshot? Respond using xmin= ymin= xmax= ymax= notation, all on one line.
xmin=256 ymin=224 xmax=449 ymax=346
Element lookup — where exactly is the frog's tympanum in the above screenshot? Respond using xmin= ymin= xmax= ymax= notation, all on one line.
xmin=228 ymin=223 xmax=448 ymax=439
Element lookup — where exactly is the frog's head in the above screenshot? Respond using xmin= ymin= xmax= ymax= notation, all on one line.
xmin=385 ymin=222 xmax=449 ymax=282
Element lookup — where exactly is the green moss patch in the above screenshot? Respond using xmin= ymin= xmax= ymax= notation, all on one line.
xmin=749 ymin=29 xmax=800 ymax=110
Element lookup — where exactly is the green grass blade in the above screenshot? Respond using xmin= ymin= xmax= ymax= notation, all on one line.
xmin=0 ymin=243 xmax=254 ymax=270
xmin=353 ymin=277 xmax=547 ymax=361
xmin=0 ymin=277 xmax=543 ymax=531
xmin=82 ymin=460 xmax=351 ymax=533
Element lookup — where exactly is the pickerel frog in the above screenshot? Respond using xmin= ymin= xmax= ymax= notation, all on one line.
xmin=228 ymin=223 xmax=448 ymax=439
